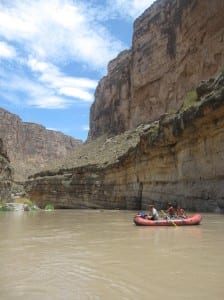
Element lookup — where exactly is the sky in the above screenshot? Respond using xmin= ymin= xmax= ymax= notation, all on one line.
xmin=0 ymin=0 xmax=155 ymax=141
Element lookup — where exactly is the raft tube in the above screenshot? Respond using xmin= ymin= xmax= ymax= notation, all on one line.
xmin=133 ymin=213 xmax=202 ymax=226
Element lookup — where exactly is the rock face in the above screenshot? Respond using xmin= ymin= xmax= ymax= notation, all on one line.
xmin=0 ymin=139 xmax=12 ymax=201
xmin=24 ymin=0 xmax=224 ymax=212
xmin=89 ymin=50 xmax=132 ymax=139
xmin=88 ymin=0 xmax=224 ymax=140
xmin=0 ymin=108 xmax=82 ymax=181
xmin=25 ymin=71 xmax=224 ymax=212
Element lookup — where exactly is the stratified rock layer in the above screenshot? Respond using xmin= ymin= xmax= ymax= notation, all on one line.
xmin=88 ymin=0 xmax=224 ymax=140
xmin=0 ymin=108 xmax=82 ymax=181
xmin=25 ymin=72 xmax=224 ymax=212
xmin=24 ymin=0 xmax=224 ymax=212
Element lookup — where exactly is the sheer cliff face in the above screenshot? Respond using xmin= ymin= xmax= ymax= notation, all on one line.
xmin=25 ymin=0 xmax=224 ymax=212
xmin=0 ymin=139 xmax=12 ymax=201
xmin=25 ymin=73 xmax=224 ymax=212
xmin=89 ymin=0 xmax=224 ymax=140
xmin=88 ymin=50 xmax=132 ymax=139
xmin=0 ymin=108 xmax=82 ymax=181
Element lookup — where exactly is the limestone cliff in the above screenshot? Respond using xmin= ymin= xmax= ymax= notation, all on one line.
xmin=0 ymin=108 xmax=82 ymax=181
xmin=88 ymin=0 xmax=224 ymax=140
xmin=0 ymin=138 xmax=12 ymax=201
xmin=24 ymin=0 xmax=224 ymax=212
xmin=25 ymin=71 xmax=224 ymax=212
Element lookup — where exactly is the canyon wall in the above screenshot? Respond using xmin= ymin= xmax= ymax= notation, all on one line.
xmin=25 ymin=72 xmax=224 ymax=212
xmin=0 ymin=139 xmax=12 ymax=201
xmin=0 ymin=108 xmax=82 ymax=181
xmin=88 ymin=0 xmax=224 ymax=140
xmin=24 ymin=0 xmax=224 ymax=212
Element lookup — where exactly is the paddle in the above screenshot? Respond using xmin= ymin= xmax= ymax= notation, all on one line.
xmin=161 ymin=210 xmax=177 ymax=227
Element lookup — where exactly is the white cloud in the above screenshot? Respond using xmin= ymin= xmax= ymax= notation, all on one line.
xmin=27 ymin=58 xmax=50 ymax=73
xmin=27 ymin=57 xmax=97 ymax=103
xmin=0 ymin=0 xmax=154 ymax=112
xmin=0 ymin=55 xmax=97 ymax=109
xmin=0 ymin=68 xmax=71 ymax=109
xmin=0 ymin=0 xmax=125 ymax=69
xmin=82 ymin=125 xmax=90 ymax=131
xmin=58 ymin=87 xmax=93 ymax=102
xmin=0 ymin=41 xmax=17 ymax=58
xmin=28 ymin=96 xmax=71 ymax=109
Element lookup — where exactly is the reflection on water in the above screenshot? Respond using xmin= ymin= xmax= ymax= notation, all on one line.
xmin=0 ymin=210 xmax=223 ymax=300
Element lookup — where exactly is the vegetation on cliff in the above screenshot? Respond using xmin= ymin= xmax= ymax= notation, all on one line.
xmin=29 ymin=70 xmax=224 ymax=181
xmin=33 ymin=129 xmax=142 ymax=175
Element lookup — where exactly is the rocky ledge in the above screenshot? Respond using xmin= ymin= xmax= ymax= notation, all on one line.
xmin=25 ymin=72 xmax=224 ymax=212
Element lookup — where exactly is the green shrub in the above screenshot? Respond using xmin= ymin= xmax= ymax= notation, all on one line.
xmin=44 ymin=204 xmax=54 ymax=210
xmin=180 ymin=90 xmax=198 ymax=112
xmin=0 ymin=200 xmax=8 ymax=211
xmin=0 ymin=205 xmax=13 ymax=211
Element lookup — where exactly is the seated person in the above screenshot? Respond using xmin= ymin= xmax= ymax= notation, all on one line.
xmin=176 ymin=207 xmax=187 ymax=219
xmin=147 ymin=205 xmax=159 ymax=220
xmin=166 ymin=203 xmax=176 ymax=218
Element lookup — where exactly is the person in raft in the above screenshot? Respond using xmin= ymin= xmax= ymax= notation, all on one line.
xmin=166 ymin=202 xmax=176 ymax=219
xmin=176 ymin=207 xmax=187 ymax=219
xmin=147 ymin=205 xmax=159 ymax=220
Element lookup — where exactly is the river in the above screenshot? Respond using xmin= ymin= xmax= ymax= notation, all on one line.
xmin=0 ymin=210 xmax=223 ymax=300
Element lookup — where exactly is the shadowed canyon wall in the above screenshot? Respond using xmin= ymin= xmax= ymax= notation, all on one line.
xmin=0 ymin=139 xmax=12 ymax=201
xmin=88 ymin=0 xmax=224 ymax=140
xmin=0 ymin=108 xmax=82 ymax=181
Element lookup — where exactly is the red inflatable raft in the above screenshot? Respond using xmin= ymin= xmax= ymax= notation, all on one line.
xmin=133 ymin=213 xmax=202 ymax=226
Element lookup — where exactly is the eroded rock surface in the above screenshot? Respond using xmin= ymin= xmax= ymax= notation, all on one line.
xmin=25 ymin=72 xmax=224 ymax=212
xmin=88 ymin=0 xmax=224 ymax=140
